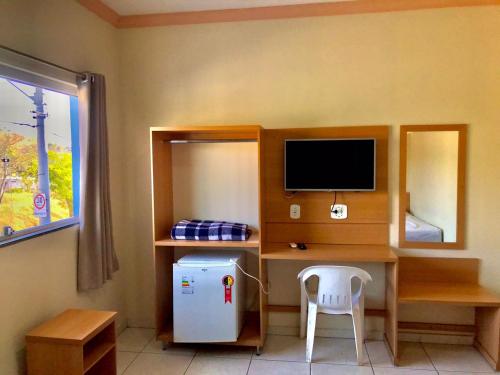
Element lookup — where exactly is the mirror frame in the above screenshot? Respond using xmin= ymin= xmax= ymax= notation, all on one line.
xmin=399 ymin=124 xmax=467 ymax=249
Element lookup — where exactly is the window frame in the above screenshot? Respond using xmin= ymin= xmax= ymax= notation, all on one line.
xmin=0 ymin=47 xmax=81 ymax=246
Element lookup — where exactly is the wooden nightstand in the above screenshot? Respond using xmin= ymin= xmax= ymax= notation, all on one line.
xmin=26 ymin=309 xmax=117 ymax=375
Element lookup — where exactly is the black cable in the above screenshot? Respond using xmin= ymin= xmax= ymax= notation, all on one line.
xmin=333 ymin=191 xmax=337 ymax=206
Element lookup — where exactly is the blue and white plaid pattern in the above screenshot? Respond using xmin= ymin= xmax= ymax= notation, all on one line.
xmin=171 ymin=220 xmax=251 ymax=241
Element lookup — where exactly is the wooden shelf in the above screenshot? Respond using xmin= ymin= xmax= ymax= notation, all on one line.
xmin=158 ymin=312 xmax=261 ymax=347
xmin=155 ymin=231 xmax=260 ymax=248
xmin=399 ymin=282 xmax=500 ymax=306
xmin=261 ymin=243 xmax=397 ymax=262
xmin=83 ymin=342 xmax=114 ymax=373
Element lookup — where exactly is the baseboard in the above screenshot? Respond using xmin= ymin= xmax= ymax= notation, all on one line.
xmin=267 ymin=324 xmax=474 ymax=344
xmin=267 ymin=325 xmax=384 ymax=340
xmin=399 ymin=321 xmax=475 ymax=345
xmin=116 ymin=317 xmax=129 ymax=335
xmin=399 ymin=332 xmax=474 ymax=345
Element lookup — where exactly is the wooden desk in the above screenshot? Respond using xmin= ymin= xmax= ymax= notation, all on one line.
xmin=398 ymin=257 xmax=500 ymax=371
xmin=399 ymin=282 xmax=500 ymax=307
xmin=262 ymin=243 xmax=397 ymax=262
xmin=26 ymin=309 xmax=117 ymax=375
xmin=262 ymin=243 xmax=399 ymax=363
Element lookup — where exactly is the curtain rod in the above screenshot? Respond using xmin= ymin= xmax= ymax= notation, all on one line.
xmin=0 ymin=45 xmax=87 ymax=79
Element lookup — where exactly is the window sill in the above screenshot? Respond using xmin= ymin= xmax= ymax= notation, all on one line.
xmin=0 ymin=218 xmax=79 ymax=247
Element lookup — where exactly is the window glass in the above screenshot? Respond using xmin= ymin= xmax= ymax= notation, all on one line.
xmin=0 ymin=77 xmax=79 ymax=241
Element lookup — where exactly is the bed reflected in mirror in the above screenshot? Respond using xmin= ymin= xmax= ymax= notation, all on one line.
xmin=399 ymin=125 xmax=466 ymax=249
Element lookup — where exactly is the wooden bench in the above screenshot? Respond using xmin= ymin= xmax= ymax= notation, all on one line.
xmin=398 ymin=257 xmax=500 ymax=370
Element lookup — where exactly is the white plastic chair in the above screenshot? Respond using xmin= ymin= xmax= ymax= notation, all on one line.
xmin=297 ymin=266 xmax=372 ymax=364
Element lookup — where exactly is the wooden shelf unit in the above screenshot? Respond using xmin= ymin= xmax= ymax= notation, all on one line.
xmin=150 ymin=125 xmax=265 ymax=349
xmin=26 ymin=309 xmax=117 ymax=375
xmin=156 ymin=311 xmax=261 ymax=347
xmin=155 ymin=231 xmax=260 ymax=248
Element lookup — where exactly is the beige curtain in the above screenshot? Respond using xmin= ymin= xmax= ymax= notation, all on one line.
xmin=77 ymin=73 xmax=119 ymax=291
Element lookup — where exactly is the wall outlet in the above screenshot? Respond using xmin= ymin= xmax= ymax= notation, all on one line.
xmin=331 ymin=204 xmax=348 ymax=219
xmin=290 ymin=204 xmax=301 ymax=219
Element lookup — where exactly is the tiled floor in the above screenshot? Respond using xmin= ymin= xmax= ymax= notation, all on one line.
xmin=117 ymin=328 xmax=496 ymax=374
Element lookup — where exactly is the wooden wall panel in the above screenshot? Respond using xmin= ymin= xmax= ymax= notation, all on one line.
xmin=266 ymin=223 xmax=389 ymax=245
xmin=385 ymin=262 xmax=399 ymax=364
xmin=475 ymin=307 xmax=500 ymax=371
xmin=155 ymin=247 xmax=174 ymax=338
xmin=399 ymin=257 xmax=479 ymax=284
xmin=150 ymin=131 xmax=174 ymax=241
xmin=266 ymin=192 xmax=388 ymax=224
xmin=262 ymin=126 xmax=389 ymax=246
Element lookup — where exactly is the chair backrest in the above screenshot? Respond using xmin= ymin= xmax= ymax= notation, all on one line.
xmin=298 ymin=266 xmax=372 ymax=314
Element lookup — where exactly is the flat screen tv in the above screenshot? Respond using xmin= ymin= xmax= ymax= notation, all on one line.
xmin=284 ymin=138 xmax=376 ymax=191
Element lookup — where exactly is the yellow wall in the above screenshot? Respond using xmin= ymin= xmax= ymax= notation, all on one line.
xmin=119 ymin=6 xmax=500 ymax=327
xmin=0 ymin=1 xmax=127 ymax=374
xmin=407 ymin=131 xmax=458 ymax=241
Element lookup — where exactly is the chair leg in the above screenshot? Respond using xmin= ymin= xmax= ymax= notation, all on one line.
xmin=300 ymin=290 xmax=307 ymax=339
xmin=352 ymin=307 xmax=365 ymax=365
xmin=306 ymin=302 xmax=317 ymax=363
xmin=359 ymin=295 xmax=365 ymax=342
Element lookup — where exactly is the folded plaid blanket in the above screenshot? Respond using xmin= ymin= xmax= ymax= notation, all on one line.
xmin=171 ymin=220 xmax=251 ymax=241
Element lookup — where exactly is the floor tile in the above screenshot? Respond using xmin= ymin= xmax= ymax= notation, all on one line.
xmin=256 ymin=335 xmax=307 ymax=362
xmin=248 ymin=359 xmax=310 ymax=375
xmin=117 ymin=351 xmax=138 ymax=374
xmin=366 ymin=341 xmax=393 ymax=367
xmin=312 ymin=337 xmax=368 ymax=365
xmin=122 ymin=352 xmax=193 ymax=375
xmin=197 ymin=344 xmax=254 ymax=359
xmin=143 ymin=338 xmax=197 ymax=356
xmin=398 ymin=342 xmax=434 ymax=370
xmin=117 ymin=328 xmax=156 ymax=352
xmin=312 ymin=363 xmax=374 ymax=375
xmin=423 ymin=344 xmax=493 ymax=373
xmin=367 ymin=341 xmax=434 ymax=370
xmin=185 ymin=356 xmax=250 ymax=375
xmin=373 ymin=368 xmax=437 ymax=375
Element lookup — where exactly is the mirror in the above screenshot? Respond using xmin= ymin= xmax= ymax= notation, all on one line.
xmin=399 ymin=125 xmax=466 ymax=249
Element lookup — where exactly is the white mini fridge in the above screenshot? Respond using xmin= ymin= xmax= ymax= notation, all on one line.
xmin=173 ymin=251 xmax=245 ymax=343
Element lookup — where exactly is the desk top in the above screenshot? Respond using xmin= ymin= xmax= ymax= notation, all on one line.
xmin=26 ymin=309 xmax=117 ymax=345
xmin=261 ymin=243 xmax=397 ymax=263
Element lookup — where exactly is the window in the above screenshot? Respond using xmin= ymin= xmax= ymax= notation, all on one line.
xmin=0 ymin=48 xmax=79 ymax=245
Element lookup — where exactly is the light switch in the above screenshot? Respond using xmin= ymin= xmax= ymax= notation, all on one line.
xmin=290 ymin=204 xmax=301 ymax=219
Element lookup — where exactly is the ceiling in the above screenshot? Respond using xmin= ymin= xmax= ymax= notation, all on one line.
xmin=101 ymin=0 xmax=354 ymax=15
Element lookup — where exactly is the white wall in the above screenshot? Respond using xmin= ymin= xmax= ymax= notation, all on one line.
xmin=407 ymin=131 xmax=458 ymax=242
xmin=0 ymin=1 xmax=127 ymax=374
xmin=118 ymin=6 xmax=500 ymax=330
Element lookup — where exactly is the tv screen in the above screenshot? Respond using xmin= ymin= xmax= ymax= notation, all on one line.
xmin=284 ymin=138 xmax=376 ymax=191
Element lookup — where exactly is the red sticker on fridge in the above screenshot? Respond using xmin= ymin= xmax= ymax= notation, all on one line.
xmin=222 ymin=275 xmax=234 ymax=304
